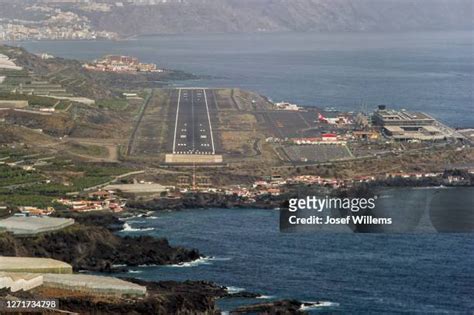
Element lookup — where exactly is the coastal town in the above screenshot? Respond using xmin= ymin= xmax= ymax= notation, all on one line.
xmin=0 ymin=0 xmax=190 ymax=42
xmin=1 ymin=166 xmax=472 ymax=219
xmin=83 ymin=55 xmax=162 ymax=73
xmin=0 ymin=8 xmax=118 ymax=41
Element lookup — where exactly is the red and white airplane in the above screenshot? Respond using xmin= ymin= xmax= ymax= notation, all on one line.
xmin=317 ymin=113 xmax=350 ymax=125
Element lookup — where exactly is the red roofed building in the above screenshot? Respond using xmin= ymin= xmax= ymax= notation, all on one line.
xmin=322 ymin=133 xmax=338 ymax=141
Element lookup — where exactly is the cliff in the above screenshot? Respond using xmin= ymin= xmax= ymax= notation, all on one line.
xmin=0 ymin=223 xmax=200 ymax=272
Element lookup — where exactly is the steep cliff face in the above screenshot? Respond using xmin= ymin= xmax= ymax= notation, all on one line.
xmin=85 ymin=0 xmax=474 ymax=36
xmin=0 ymin=224 xmax=201 ymax=272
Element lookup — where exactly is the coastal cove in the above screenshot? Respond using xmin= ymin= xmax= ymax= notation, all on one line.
xmin=116 ymin=188 xmax=474 ymax=314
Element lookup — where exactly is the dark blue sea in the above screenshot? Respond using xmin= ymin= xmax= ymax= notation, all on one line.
xmin=118 ymin=196 xmax=473 ymax=313
xmin=15 ymin=31 xmax=474 ymax=127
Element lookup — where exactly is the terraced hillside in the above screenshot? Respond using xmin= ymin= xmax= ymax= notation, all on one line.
xmin=0 ymin=45 xmax=197 ymax=100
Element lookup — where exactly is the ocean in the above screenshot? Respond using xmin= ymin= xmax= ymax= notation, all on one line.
xmin=118 ymin=188 xmax=473 ymax=313
xmin=15 ymin=31 xmax=474 ymax=127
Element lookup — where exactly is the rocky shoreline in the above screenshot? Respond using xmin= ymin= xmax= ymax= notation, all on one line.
xmin=0 ymin=211 xmax=317 ymax=314
xmin=2 ymin=278 xmax=315 ymax=314
xmin=231 ymin=299 xmax=306 ymax=314
xmin=126 ymin=192 xmax=287 ymax=212
xmin=125 ymin=175 xmax=473 ymax=214
xmin=0 ymin=213 xmax=200 ymax=272
xmin=1 ymin=280 xmax=229 ymax=314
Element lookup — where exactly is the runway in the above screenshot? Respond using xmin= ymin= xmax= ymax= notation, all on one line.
xmin=172 ymin=88 xmax=216 ymax=155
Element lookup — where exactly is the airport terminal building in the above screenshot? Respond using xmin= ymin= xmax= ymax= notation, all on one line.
xmin=373 ymin=106 xmax=450 ymax=141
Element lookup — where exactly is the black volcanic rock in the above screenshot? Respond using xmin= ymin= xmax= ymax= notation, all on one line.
xmin=2 ymin=280 xmax=224 ymax=315
xmin=231 ymin=299 xmax=307 ymax=314
xmin=55 ymin=211 xmax=126 ymax=232
xmin=128 ymin=279 xmax=228 ymax=297
xmin=126 ymin=192 xmax=285 ymax=211
xmin=225 ymin=291 xmax=262 ymax=299
xmin=0 ymin=224 xmax=200 ymax=272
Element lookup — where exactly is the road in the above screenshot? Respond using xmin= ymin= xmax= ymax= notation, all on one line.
xmin=126 ymin=89 xmax=153 ymax=156
xmin=172 ymin=88 xmax=216 ymax=155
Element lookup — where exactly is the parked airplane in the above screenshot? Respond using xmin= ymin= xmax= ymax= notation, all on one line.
xmin=317 ymin=113 xmax=350 ymax=125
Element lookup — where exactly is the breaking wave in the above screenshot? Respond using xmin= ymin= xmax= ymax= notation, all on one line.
xmin=167 ymin=256 xmax=231 ymax=268
xmin=226 ymin=286 xmax=245 ymax=294
xmin=128 ymin=270 xmax=143 ymax=274
xmin=121 ymin=222 xmax=154 ymax=232
xmin=300 ymin=301 xmax=339 ymax=310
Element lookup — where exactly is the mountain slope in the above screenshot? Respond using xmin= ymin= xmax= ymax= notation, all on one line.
xmin=83 ymin=0 xmax=474 ymax=35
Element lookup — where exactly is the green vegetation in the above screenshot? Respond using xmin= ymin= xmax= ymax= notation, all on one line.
xmin=54 ymin=101 xmax=72 ymax=110
xmin=69 ymin=143 xmax=109 ymax=158
xmin=38 ymin=157 xmax=74 ymax=170
xmin=0 ymin=69 xmax=30 ymax=87
xmin=0 ymin=182 xmax=76 ymax=206
xmin=0 ymin=148 xmax=135 ymax=207
xmin=26 ymin=182 xmax=72 ymax=195
xmin=65 ymin=163 xmax=133 ymax=190
xmin=96 ymin=98 xmax=128 ymax=110
xmin=0 ymin=92 xmax=61 ymax=107
xmin=0 ymin=208 xmax=11 ymax=218
xmin=0 ymin=165 xmax=43 ymax=187
xmin=0 ymin=148 xmax=28 ymax=160
xmin=67 ymin=165 xmax=130 ymax=190
xmin=67 ymin=164 xmax=134 ymax=190
xmin=71 ymin=176 xmax=112 ymax=190
xmin=73 ymin=164 xmax=133 ymax=177
xmin=0 ymin=191 xmax=56 ymax=208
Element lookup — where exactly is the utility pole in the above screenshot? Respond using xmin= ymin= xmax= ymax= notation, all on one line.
xmin=192 ymin=162 xmax=196 ymax=190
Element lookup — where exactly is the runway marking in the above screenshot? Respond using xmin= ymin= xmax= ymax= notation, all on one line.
xmin=191 ymin=89 xmax=195 ymax=151
xmin=203 ymin=89 xmax=216 ymax=154
xmin=172 ymin=88 xmax=181 ymax=154
xmin=171 ymin=88 xmax=216 ymax=156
